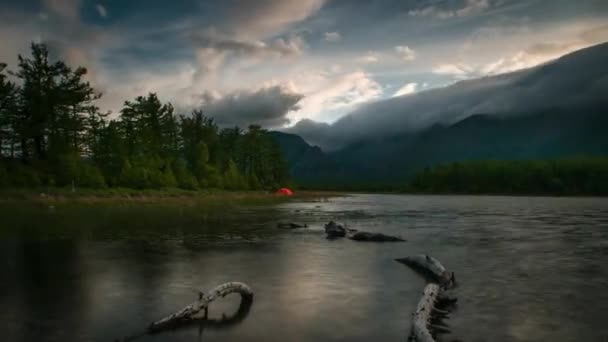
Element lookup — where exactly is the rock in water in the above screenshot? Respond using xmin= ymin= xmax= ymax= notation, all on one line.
xmin=324 ymin=221 xmax=347 ymax=238
xmin=348 ymin=231 xmax=405 ymax=242
xmin=277 ymin=222 xmax=308 ymax=229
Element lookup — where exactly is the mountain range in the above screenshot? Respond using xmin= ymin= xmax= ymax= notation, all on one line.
xmin=271 ymin=42 xmax=608 ymax=188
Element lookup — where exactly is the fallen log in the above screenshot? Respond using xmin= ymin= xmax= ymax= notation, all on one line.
xmin=397 ymin=255 xmax=458 ymax=342
xmin=277 ymin=222 xmax=308 ymax=229
xmin=411 ymin=283 xmax=441 ymax=342
xmin=409 ymin=283 xmax=459 ymax=342
xmin=348 ymin=231 xmax=405 ymax=242
xmin=324 ymin=221 xmax=404 ymax=242
xmin=147 ymin=282 xmax=253 ymax=333
xmin=395 ymin=254 xmax=455 ymax=288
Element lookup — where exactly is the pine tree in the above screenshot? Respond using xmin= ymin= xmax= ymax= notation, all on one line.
xmin=0 ymin=62 xmax=18 ymax=158
xmin=0 ymin=42 xmax=293 ymax=190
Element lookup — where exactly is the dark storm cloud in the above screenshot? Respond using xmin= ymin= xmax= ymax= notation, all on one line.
xmin=288 ymin=42 xmax=608 ymax=150
xmin=203 ymin=86 xmax=304 ymax=129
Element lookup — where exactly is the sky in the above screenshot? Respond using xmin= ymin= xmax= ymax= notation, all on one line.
xmin=1 ymin=0 xmax=608 ymax=131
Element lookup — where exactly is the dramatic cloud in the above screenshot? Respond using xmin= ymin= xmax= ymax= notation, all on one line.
xmin=357 ymin=51 xmax=380 ymax=63
xmin=290 ymin=42 xmax=608 ymax=149
xmin=1 ymin=0 xmax=607 ymax=129
xmin=288 ymin=71 xmax=383 ymax=123
xmin=409 ymin=0 xmax=491 ymax=19
xmin=434 ymin=24 xmax=608 ymax=80
xmin=201 ymin=86 xmax=304 ymax=128
xmin=215 ymin=0 xmax=327 ymax=38
xmin=192 ymin=30 xmax=305 ymax=60
xmin=95 ymin=4 xmax=108 ymax=18
xmin=324 ymin=31 xmax=341 ymax=42
xmin=432 ymin=63 xmax=476 ymax=78
xmin=395 ymin=45 xmax=416 ymax=61
xmin=42 ymin=0 xmax=81 ymax=21
xmin=392 ymin=83 xmax=418 ymax=97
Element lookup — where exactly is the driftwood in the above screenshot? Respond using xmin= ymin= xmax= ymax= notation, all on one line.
xmin=349 ymin=231 xmax=405 ymax=242
xmin=411 ymin=283 xmax=440 ymax=342
xmin=397 ymin=255 xmax=457 ymax=342
xmin=277 ymin=222 xmax=308 ymax=229
xmin=395 ymin=254 xmax=455 ymax=287
xmin=324 ymin=221 xmax=404 ymax=242
xmin=147 ymin=282 xmax=253 ymax=333
xmin=410 ymin=284 xmax=457 ymax=342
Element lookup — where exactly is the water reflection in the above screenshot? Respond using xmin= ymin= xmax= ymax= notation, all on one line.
xmin=1 ymin=195 xmax=608 ymax=341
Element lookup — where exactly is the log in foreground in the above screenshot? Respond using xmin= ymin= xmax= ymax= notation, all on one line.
xmin=410 ymin=283 xmax=456 ymax=342
xmin=396 ymin=255 xmax=457 ymax=342
xmin=148 ymin=282 xmax=253 ymax=333
xmin=395 ymin=254 xmax=455 ymax=287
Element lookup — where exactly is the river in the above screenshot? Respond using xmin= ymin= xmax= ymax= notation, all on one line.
xmin=1 ymin=194 xmax=608 ymax=341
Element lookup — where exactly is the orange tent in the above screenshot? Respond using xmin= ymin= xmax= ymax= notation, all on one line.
xmin=276 ymin=188 xmax=294 ymax=196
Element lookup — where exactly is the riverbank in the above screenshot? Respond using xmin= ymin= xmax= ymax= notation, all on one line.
xmin=0 ymin=188 xmax=343 ymax=205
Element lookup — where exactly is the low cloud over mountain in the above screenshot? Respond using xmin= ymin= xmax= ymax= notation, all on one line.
xmin=287 ymin=42 xmax=608 ymax=150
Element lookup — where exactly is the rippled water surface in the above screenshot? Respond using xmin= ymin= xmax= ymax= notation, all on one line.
xmin=1 ymin=194 xmax=608 ymax=342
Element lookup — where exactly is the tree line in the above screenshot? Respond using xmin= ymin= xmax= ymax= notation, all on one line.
xmin=0 ymin=43 xmax=289 ymax=190
xmin=407 ymin=158 xmax=608 ymax=195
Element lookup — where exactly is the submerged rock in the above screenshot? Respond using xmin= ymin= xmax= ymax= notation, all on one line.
xmin=324 ymin=221 xmax=347 ymax=238
xmin=348 ymin=231 xmax=405 ymax=242
xmin=324 ymin=221 xmax=402 ymax=242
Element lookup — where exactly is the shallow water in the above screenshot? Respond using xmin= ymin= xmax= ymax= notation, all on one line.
xmin=1 ymin=194 xmax=608 ymax=342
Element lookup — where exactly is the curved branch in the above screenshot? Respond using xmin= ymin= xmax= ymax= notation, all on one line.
xmin=397 ymin=255 xmax=458 ymax=342
xmin=395 ymin=254 xmax=455 ymax=287
xmin=147 ymin=282 xmax=253 ymax=333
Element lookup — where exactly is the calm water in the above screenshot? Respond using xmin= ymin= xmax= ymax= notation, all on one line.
xmin=1 ymin=194 xmax=608 ymax=342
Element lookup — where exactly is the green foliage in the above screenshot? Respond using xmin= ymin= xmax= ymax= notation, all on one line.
xmin=191 ymin=142 xmax=210 ymax=182
xmin=45 ymin=153 xmax=106 ymax=188
xmin=204 ymin=165 xmax=223 ymax=188
xmin=3 ymin=162 xmax=41 ymax=187
xmin=171 ymin=159 xmax=199 ymax=190
xmin=119 ymin=161 xmax=148 ymax=189
xmin=77 ymin=162 xmax=106 ymax=188
xmin=408 ymin=157 xmax=608 ymax=195
xmin=0 ymin=163 xmax=8 ymax=188
xmin=223 ymin=159 xmax=247 ymax=190
xmin=0 ymin=42 xmax=290 ymax=191
xmin=52 ymin=153 xmax=79 ymax=186
xmin=248 ymin=173 xmax=262 ymax=190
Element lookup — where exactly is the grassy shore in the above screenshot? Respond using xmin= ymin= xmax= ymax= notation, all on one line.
xmin=0 ymin=187 xmax=343 ymax=205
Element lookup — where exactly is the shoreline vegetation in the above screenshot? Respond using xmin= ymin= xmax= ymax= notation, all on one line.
xmin=0 ymin=188 xmax=342 ymax=204
xmin=295 ymin=157 xmax=608 ymax=197
xmin=406 ymin=157 xmax=608 ymax=197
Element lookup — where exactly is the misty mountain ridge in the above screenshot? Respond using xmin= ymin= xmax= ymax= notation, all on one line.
xmin=272 ymin=42 xmax=608 ymax=187
xmin=285 ymin=41 xmax=608 ymax=151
